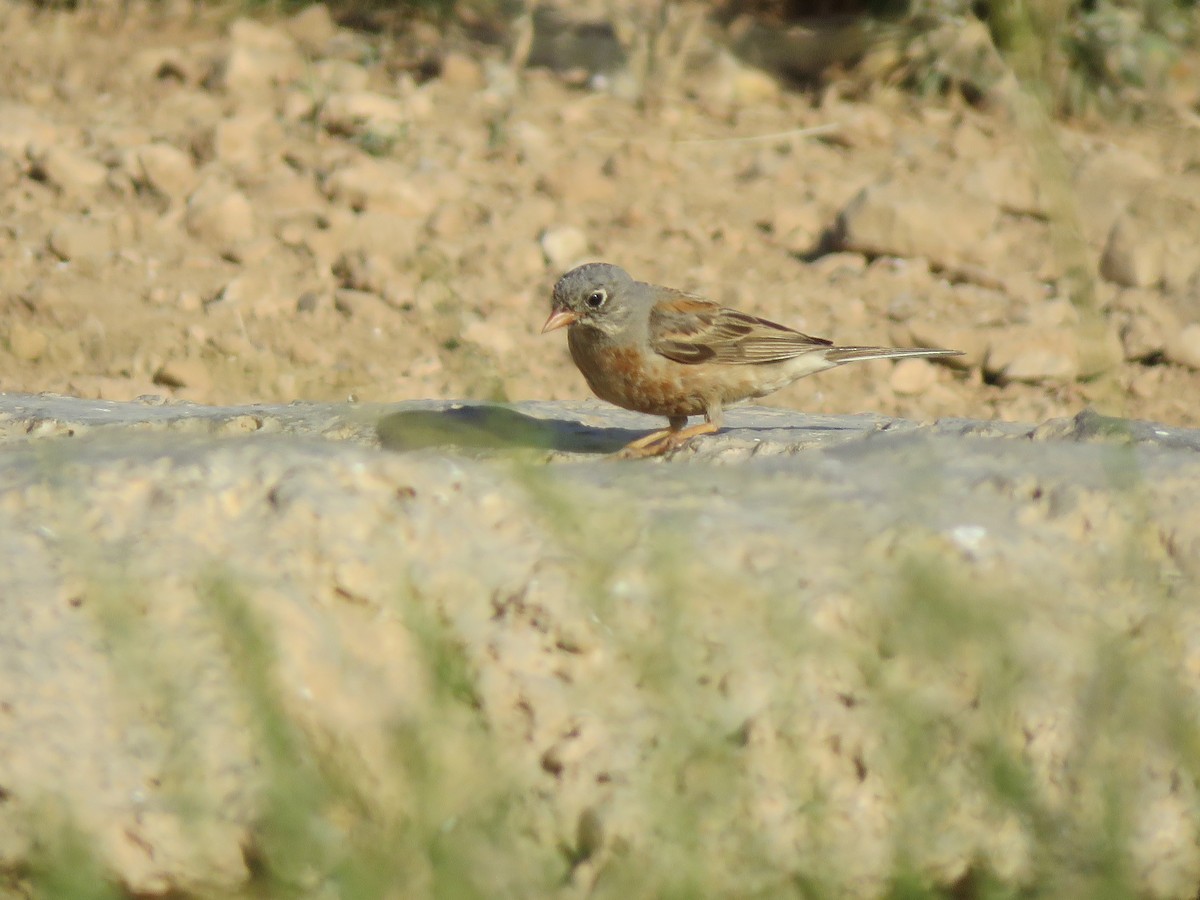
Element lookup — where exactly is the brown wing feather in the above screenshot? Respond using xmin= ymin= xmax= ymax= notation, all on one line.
xmin=648 ymin=293 xmax=832 ymax=365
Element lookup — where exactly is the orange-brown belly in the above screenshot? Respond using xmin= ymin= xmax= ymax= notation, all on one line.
xmin=566 ymin=330 xmax=804 ymax=418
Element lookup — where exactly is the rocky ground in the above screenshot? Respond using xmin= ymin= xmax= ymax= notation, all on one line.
xmin=4 ymin=1 xmax=1200 ymax=898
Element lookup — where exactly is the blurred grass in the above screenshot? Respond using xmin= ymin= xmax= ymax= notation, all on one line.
xmin=12 ymin=439 xmax=1199 ymax=899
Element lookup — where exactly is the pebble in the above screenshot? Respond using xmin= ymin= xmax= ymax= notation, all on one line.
xmin=9 ymin=322 xmax=48 ymax=361
xmin=185 ymin=182 xmax=257 ymax=251
xmin=215 ymin=268 xmax=294 ymax=318
xmin=983 ymin=326 xmax=1079 ymax=384
xmin=322 ymin=160 xmax=436 ymax=216
xmin=1164 ymin=324 xmax=1200 ymax=371
xmin=28 ymin=146 xmax=107 ymax=197
xmin=211 ymin=113 xmax=281 ymax=175
xmin=439 ymin=52 xmax=485 ymax=90
xmin=0 ymin=102 xmax=60 ymax=157
xmin=153 ymin=357 xmax=213 ymax=391
xmin=835 ymin=176 xmax=999 ymax=269
xmin=318 ymin=91 xmax=408 ymax=137
xmin=313 ymin=59 xmax=370 ymax=94
xmin=130 ymin=143 xmax=198 ymax=203
xmin=540 ymin=225 xmax=588 ymax=269
xmin=207 ymin=18 xmax=302 ymax=97
xmin=334 ymin=288 xmax=393 ymax=325
xmin=889 ymin=358 xmax=938 ymax=396
xmin=1100 ymin=191 xmax=1200 ymax=292
xmin=47 ymin=219 xmax=115 ymax=266
xmin=286 ymin=3 xmax=336 ymax=53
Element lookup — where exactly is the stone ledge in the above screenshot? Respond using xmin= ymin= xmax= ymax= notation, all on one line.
xmin=1 ymin=392 xmax=1199 ymax=897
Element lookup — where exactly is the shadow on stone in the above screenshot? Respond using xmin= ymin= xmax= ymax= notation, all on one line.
xmin=376 ymin=405 xmax=639 ymax=454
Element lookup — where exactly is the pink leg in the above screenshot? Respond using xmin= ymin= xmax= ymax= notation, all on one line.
xmin=616 ymin=411 xmax=720 ymax=459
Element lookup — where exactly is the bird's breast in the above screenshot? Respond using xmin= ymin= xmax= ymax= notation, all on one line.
xmin=567 ymin=328 xmax=705 ymax=417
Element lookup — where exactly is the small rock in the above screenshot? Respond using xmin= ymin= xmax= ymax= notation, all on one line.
xmin=286 ymin=3 xmax=336 ymax=53
xmin=983 ymin=326 xmax=1079 ymax=384
xmin=540 ymin=225 xmax=588 ymax=269
xmin=224 ymin=237 xmax=277 ymax=267
xmin=288 ymin=334 xmax=336 ymax=366
xmin=1127 ymin=366 xmax=1163 ymax=400
xmin=413 ymin=278 xmax=452 ymax=312
xmin=8 ymin=322 xmax=48 ymax=361
xmin=130 ymin=143 xmax=198 ymax=203
xmin=318 ymin=91 xmax=408 ymax=137
xmin=208 ymin=46 xmax=293 ymax=97
xmin=1113 ymin=289 xmax=1181 ymax=362
xmin=28 ymin=146 xmax=108 ymax=197
xmin=176 ymin=290 xmax=204 ymax=313
xmin=903 ymin=322 xmax=986 ymax=371
xmin=1100 ymin=190 xmax=1200 ymax=292
xmin=333 ymin=250 xmax=400 ymax=294
xmin=426 ymin=202 xmax=477 ymax=240
xmin=296 ymin=291 xmax=324 ymax=313
xmin=334 ymin=289 xmax=393 ymax=325
xmin=949 ymin=121 xmax=991 ymax=160
xmin=253 ymin=171 xmax=327 ymax=218
xmin=697 ymin=50 xmax=780 ymax=110
xmin=281 ymin=89 xmax=318 ymax=121
xmin=462 ymin=317 xmax=515 ymax=357
xmin=889 ymin=358 xmax=938 ymax=396
xmin=1100 ymin=214 xmax=1162 ymax=288
xmin=730 ymin=65 xmax=780 ymax=106
xmin=767 ymin=205 xmax=823 ymax=254
xmin=211 ymin=113 xmax=281 ymax=175
xmin=47 ymin=218 xmax=115 ymax=266
xmin=1027 ymin=299 xmax=1079 ymax=329
xmin=185 ymin=181 xmax=257 ymax=251
xmin=1073 ymin=145 xmax=1160 ymax=246
xmin=0 ymin=102 xmax=60 ymax=157
xmin=824 ymin=103 xmax=894 ymax=149
xmin=215 ymin=268 xmax=294 ymax=318
xmin=536 ymin=163 xmax=614 ymax=206
xmin=321 ymin=161 xmax=436 ymax=216
xmin=508 ymin=120 xmax=551 ymax=162
xmin=1076 ymin=322 xmax=1124 ymax=379
xmin=312 ymin=59 xmax=370 ymax=93
xmin=1164 ymin=324 xmax=1200 ymax=371
xmin=439 ymin=52 xmax=484 ymax=90
xmin=394 ymin=74 xmax=434 ymax=121
xmin=206 ymin=20 xmax=302 ymax=97
xmin=811 ymin=251 xmax=869 ymax=279
xmin=834 ymin=177 xmax=998 ymax=269
xmin=964 ymin=152 xmax=1043 ymax=217
xmin=126 ymin=47 xmax=198 ymax=84
xmin=153 ymin=357 xmax=213 ymax=391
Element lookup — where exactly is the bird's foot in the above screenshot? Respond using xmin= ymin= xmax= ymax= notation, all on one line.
xmin=614 ymin=422 xmax=719 ymax=459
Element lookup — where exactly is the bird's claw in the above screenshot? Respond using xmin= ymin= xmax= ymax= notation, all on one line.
xmin=614 ymin=422 xmax=719 ymax=459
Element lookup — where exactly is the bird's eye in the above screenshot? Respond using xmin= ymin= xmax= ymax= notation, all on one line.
xmin=585 ymin=289 xmax=607 ymax=310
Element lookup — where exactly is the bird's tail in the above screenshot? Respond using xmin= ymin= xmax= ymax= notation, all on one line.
xmin=824 ymin=346 xmax=963 ymax=364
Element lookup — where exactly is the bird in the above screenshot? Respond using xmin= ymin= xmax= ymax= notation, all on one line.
xmin=541 ymin=262 xmax=962 ymax=458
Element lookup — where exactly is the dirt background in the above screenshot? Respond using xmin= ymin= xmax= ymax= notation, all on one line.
xmin=2 ymin=0 xmax=1200 ymax=429
xmin=4 ymin=2 xmax=1200 ymax=898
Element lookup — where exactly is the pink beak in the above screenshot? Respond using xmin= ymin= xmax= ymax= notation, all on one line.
xmin=541 ymin=308 xmax=579 ymax=334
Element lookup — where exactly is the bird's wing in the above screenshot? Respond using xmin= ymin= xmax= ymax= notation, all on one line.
xmin=647 ymin=292 xmax=832 ymax=365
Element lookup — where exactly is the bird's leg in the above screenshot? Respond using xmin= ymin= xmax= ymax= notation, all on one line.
xmin=617 ymin=406 xmax=722 ymax=459
xmin=616 ymin=415 xmax=689 ymax=458
xmin=659 ymin=403 xmax=721 ymax=451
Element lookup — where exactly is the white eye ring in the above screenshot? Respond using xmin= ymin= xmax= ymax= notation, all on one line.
xmin=585 ymin=289 xmax=607 ymax=309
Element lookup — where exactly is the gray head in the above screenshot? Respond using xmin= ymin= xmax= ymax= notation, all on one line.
xmin=542 ymin=263 xmax=640 ymax=336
